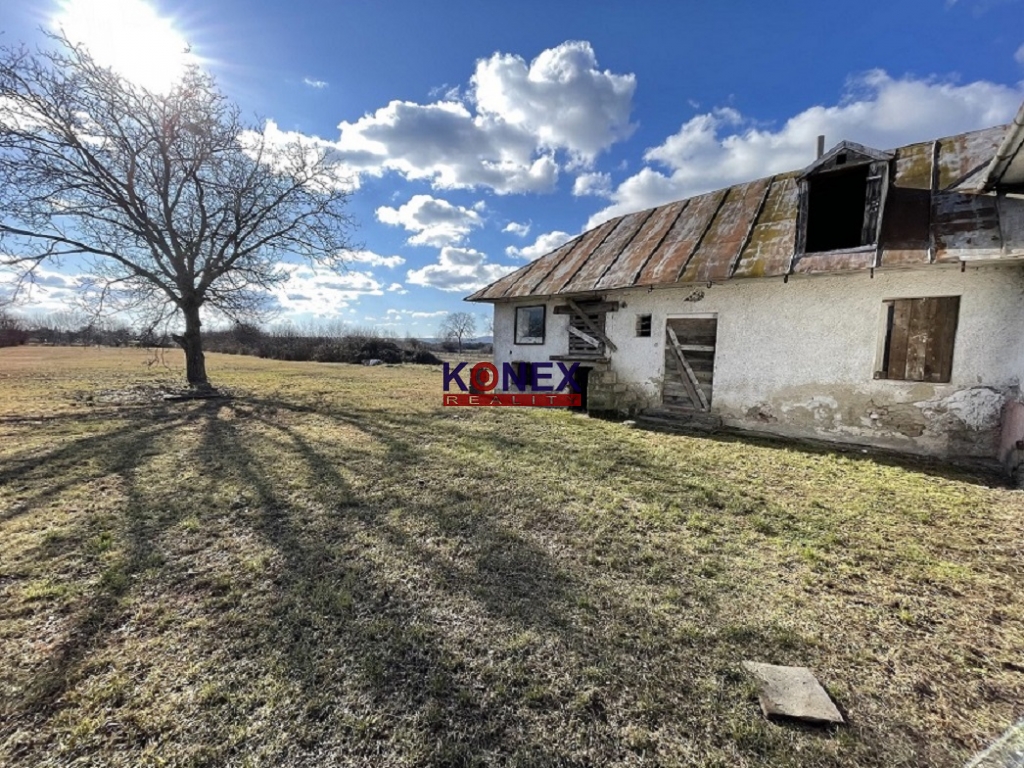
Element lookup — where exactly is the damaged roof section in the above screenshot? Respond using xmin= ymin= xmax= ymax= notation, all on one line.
xmin=468 ymin=121 xmax=1024 ymax=302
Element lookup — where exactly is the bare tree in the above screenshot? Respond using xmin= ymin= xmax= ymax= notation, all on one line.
xmin=0 ymin=33 xmax=354 ymax=388
xmin=0 ymin=308 xmax=28 ymax=347
xmin=439 ymin=311 xmax=477 ymax=354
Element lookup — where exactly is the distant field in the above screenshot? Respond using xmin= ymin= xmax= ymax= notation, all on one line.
xmin=1 ymin=347 xmax=1021 ymax=767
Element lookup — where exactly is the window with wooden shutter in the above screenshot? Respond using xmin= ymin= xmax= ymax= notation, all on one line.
xmin=878 ymin=296 xmax=959 ymax=383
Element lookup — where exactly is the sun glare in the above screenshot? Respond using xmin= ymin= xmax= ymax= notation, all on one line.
xmin=53 ymin=0 xmax=196 ymax=92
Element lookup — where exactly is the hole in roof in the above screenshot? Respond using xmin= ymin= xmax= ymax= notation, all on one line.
xmin=805 ymin=165 xmax=870 ymax=252
xmin=836 ymin=153 xmax=847 ymax=166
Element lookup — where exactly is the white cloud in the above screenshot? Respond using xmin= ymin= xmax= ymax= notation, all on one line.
xmin=0 ymin=266 xmax=85 ymax=313
xmin=335 ymin=99 xmax=559 ymax=194
xmin=572 ymin=171 xmax=612 ymax=198
xmin=254 ymin=41 xmax=636 ymax=195
xmin=271 ymin=264 xmax=382 ymax=316
xmin=470 ymin=40 xmax=637 ymax=165
xmin=437 ymin=246 xmax=485 ymax=266
xmin=376 ymin=194 xmax=483 ymax=247
xmin=503 ymin=221 xmax=531 ymax=237
xmin=303 ymin=77 xmax=329 ymax=89
xmin=386 ymin=282 xmax=409 ymax=294
xmin=346 ymin=249 xmax=405 ymax=268
xmin=249 ymin=119 xmax=362 ymax=191
xmin=386 ymin=308 xmax=448 ymax=319
xmin=588 ymin=70 xmax=1024 ymax=227
xmin=428 ymin=83 xmax=462 ymax=101
xmin=1015 ymin=43 xmax=1024 ymax=65
xmin=505 ymin=230 xmax=573 ymax=260
xmin=406 ymin=247 xmax=518 ymax=292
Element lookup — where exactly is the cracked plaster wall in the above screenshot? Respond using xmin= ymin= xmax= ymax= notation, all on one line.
xmin=490 ymin=265 xmax=1024 ymax=458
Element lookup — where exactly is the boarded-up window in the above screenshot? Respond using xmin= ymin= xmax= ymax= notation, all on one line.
xmin=879 ymin=297 xmax=959 ymax=383
xmin=567 ymin=303 xmax=606 ymax=356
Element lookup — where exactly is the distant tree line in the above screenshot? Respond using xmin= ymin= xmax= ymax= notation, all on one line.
xmin=0 ymin=309 xmax=154 ymax=349
xmin=0 ymin=309 xmax=477 ymax=365
xmin=202 ymin=322 xmax=447 ymax=365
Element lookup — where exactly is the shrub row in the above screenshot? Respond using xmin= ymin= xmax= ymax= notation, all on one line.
xmin=203 ymin=330 xmax=443 ymax=366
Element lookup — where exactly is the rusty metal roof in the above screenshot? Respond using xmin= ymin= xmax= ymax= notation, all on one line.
xmin=467 ymin=123 xmax=1023 ymax=302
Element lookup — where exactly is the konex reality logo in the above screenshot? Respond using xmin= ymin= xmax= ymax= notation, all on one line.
xmin=443 ymin=362 xmax=582 ymax=406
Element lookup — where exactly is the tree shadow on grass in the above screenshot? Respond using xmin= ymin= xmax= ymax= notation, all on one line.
xmin=1 ymin=403 xmax=212 ymax=726
xmin=176 ymin=395 xmax=821 ymax=765
xmin=3 ymin=391 xmax=831 ymax=766
xmin=191 ymin=397 xmax=595 ymax=763
xmin=0 ymin=405 xmax=190 ymax=525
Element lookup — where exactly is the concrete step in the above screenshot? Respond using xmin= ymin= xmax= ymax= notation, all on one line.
xmin=637 ymin=407 xmax=723 ymax=433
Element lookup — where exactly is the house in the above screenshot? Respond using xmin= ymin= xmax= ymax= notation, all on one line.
xmin=466 ymin=103 xmax=1024 ymax=472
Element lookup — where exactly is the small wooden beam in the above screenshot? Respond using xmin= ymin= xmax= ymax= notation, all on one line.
xmin=549 ymin=354 xmax=609 ymax=363
xmin=666 ymin=326 xmax=710 ymax=411
xmin=552 ymin=301 xmax=618 ymax=315
xmin=568 ymin=325 xmax=601 ymax=349
xmin=566 ymin=299 xmax=618 ymax=352
xmin=676 ymin=344 xmax=715 ymax=353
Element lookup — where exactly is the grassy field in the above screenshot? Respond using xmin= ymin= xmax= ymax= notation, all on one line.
xmin=0 ymin=347 xmax=1021 ymax=767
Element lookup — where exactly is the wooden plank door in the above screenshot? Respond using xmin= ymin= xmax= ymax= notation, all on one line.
xmin=662 ymin=317 xmax=717 ymax=411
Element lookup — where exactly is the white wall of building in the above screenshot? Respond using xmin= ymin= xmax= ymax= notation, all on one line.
xmin=492 ymin=298 xmax=569 ymax=366
xmin=487 ymin=265 xmax=1024 ymax=457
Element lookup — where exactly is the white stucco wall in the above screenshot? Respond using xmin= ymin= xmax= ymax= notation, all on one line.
xmin=488 ymin=265 xmax=1024 ymax=457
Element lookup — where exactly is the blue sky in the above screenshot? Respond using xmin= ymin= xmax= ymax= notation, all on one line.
xmin=3 ymin=0 xmax=1024 ymax=336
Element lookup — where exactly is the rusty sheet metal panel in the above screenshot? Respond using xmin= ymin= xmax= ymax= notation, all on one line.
xmin=637 ymin=188 xmax=727 ymax=286
xmin=680 ymin=177 xmax=771 ymax=283
xmin=893 ymin=141 xmax=933 ymax=190
xmin=880 ymin=246 xmax=930 ymax=268
xmin=531 ymin=217 xmax=619 ymax=296
xmin=468 ymin=262 xmax=533 ymax=301
xmin=732 ymin=175 xmax=798 ymax=279
xmin=561 ymin=209 xmax=653 ymax=294
xmin=938 ymin=126 xmax=1004 ymax=190
xmin=793 ymin=248 xmax=875 ymax=274
xmin=933 ymin=191 xmax=1002 ymax=261
xmin=501 ymin=237 xmax=580 ymax=299
xmin=879 ymin=185 xmax=931 ymax=268
xmin=596 ymin=199 xmax=686 ymax=291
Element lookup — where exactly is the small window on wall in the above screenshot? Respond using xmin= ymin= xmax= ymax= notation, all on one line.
xmin=514 ymin=305 xmax=545 ymax=345
xmin=636 ymin=314 xmax=652 ymax=337
xmin=878 ymin=296 xmax=959 ymax=383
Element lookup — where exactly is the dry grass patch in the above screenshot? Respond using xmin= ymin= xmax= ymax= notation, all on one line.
xmin=0 ymin=346 xmax=1021 ymax=767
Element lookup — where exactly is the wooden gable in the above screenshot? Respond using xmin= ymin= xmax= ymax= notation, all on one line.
xmin=799 ymin=141 xmax=895 ymax=178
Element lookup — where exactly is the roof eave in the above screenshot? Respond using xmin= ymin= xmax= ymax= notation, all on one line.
xmin=978 ymin=101 xmax=1024 ymax=192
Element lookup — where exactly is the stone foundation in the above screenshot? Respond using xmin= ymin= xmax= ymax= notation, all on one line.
xmin=586 ymin=364 xmax=651 ymax=416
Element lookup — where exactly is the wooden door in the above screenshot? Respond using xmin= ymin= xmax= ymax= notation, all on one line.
xmin=662 ymin=317 xmax=717 ymax=411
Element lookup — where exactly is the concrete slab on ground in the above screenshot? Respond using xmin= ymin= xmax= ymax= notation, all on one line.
xmin=742 ymin=661 xmax=844 ymax=725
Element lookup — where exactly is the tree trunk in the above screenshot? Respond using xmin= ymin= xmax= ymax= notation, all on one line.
xmin=172 ymin=304 xmax=210 ymax=389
